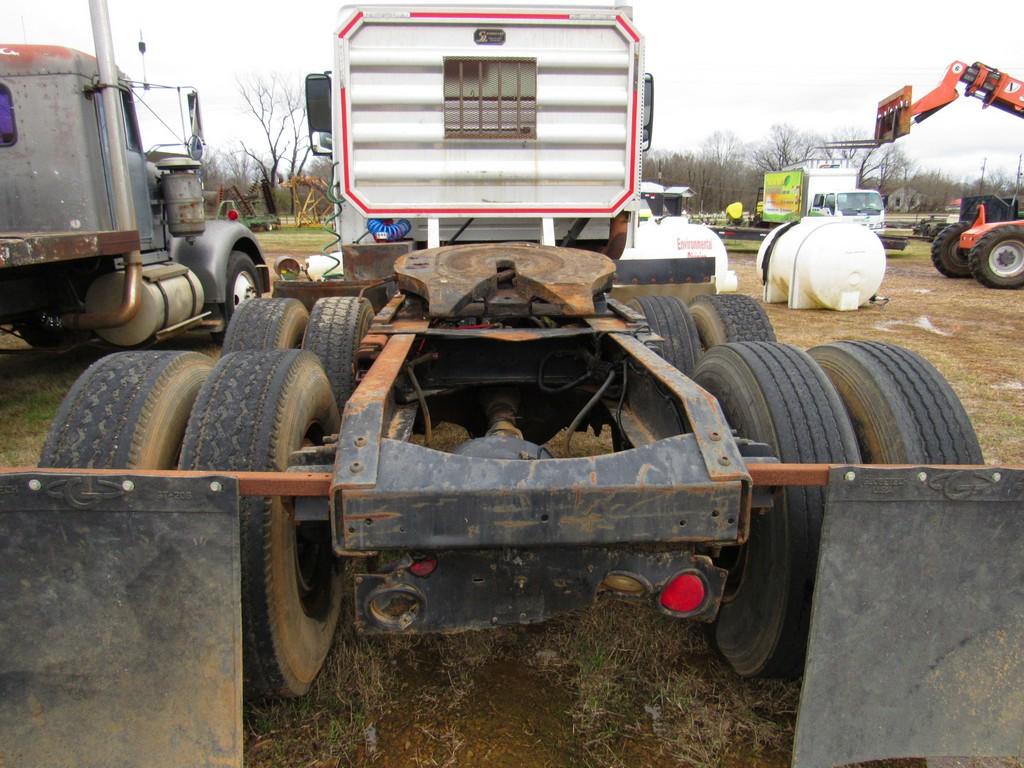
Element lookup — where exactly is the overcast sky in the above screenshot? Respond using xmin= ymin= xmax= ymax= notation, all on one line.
xmin=5 ymin=0 xmax=1023 ymax=185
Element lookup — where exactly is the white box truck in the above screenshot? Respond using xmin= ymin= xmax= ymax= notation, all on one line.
xmin=761 ymin=166 xmax=885 ymax=230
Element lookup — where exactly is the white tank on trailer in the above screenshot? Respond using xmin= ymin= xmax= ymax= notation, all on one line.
xmin=757 ymin=218 xmax=885 ymax=311
xmin=621 ymin=211 xmax=738 ymax=293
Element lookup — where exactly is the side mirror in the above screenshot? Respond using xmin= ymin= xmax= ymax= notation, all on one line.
xmin=306 ymin=73 xmax=333 ymax=157
xmin=642 ymin=73 xmax=654 ymax=152
xmin=306 ymin=72 xmax=332 ymax=131
xmin=187 ymin=134 xmax=205 ymax=161
xmin=186 ymin=90 xmax=204 ymax=141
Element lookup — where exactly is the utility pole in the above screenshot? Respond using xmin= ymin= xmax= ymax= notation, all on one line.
xmin=978 ymin=157 xmax=987 ymax=195
xmin=1015 ymin=153 xmax=1022 ymax=205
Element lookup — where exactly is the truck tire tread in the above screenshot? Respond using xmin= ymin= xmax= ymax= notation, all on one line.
xmin=809 ymin=341 xmax=982 ymax=464
xmin=693 ymin=342 xmax=860 ymax=678
xmin=40 ymin=351 xmax=212 ymax=469
xmin=688 ymin=294 xmax=776 ymax=348
xmin=302 ymin=297 xmax=374 ymax=410
xmin=627 ymin=295 xmax=702 ymax=375
xmin=179 ymin=350 xmax=341 ymax=698
xmin=220 ymin=297 xmax=309 ymax=354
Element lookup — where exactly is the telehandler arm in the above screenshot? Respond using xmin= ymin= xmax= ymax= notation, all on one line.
xmin=876 ymin=60 xmax=1024 ymax=143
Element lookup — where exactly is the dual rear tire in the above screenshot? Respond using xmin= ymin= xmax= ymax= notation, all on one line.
xmin=627 ymin=293 xmax=776 ymax=375
xmin=694 ymin=340 xmax=980 ymax=677
xmin=42 ymin=346 xmax=352 ymax=698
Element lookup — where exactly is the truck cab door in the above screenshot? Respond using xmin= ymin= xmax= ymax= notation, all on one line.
xmin=120 ymin=91 xmax=157 ymax=250
xmin=809 ymin=193 xmax=830 ymax=216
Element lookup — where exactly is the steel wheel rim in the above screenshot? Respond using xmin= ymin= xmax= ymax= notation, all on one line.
xmin=232 ymin=270 xmax=257 ymax=307
xmin=989 ymin=240 xmax=1024 ymax=278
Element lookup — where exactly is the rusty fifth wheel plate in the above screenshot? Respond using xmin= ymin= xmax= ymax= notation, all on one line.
xmin=395 ymin=243 xmax=615 ymax=317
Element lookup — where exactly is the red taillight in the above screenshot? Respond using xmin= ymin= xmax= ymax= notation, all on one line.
xmin=408 ymin=558 xmax=437 ymax=578
xmin=227 ymin=209 xmax=239 ymax=221
xmin=659 ymin=572 xmax=706 ymax=613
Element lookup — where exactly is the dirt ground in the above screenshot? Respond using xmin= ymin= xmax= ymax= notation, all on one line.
xmin=1 ymin=232 xmax=1021 ymax=767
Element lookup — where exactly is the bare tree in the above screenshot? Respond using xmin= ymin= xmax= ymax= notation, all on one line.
xmin=202 ymin=145 xmax=257 ymax=190
xmin=237 ymin=73 xmax=311 ymax=188
xmin=750 ymin=124 xmax=820 ymax=172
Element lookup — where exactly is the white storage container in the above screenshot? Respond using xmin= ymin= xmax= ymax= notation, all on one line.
xmin=757 ymin=218 xmax=885 ymax=311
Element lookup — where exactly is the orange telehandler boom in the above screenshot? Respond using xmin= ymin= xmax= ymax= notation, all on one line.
xmin=876 ymin=60 xmax=1024 ymax=143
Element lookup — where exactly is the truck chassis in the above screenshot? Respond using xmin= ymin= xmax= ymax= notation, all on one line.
xmin=2 ymin=242 xmax=1022 ymax=768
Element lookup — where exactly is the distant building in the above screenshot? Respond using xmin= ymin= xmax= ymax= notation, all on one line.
xmin=888 ymin=186 xmax=923 ymax=212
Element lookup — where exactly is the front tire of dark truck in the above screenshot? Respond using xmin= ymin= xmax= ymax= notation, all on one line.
xmin=211 ymin=250 xmax=261 ymax=343
xmin=40 ymin=351 xmax=213 ymax=469
xmin=693 ymin=342 xmax=861 ymax=678
xmin=179 ymin=350 xmax=342 ymax=698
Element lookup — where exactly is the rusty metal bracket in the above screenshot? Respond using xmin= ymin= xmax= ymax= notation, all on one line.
xmin=332 ymin=333 xmax=417 ymax=528
xmin=340 ymin=434 xmax=744 ymax=552
xmin=608 ymin=333 xmax=750 ymax=486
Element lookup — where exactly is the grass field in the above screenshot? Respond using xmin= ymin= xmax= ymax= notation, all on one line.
xmin=1 ymin=229 xmax=1021 ymax=767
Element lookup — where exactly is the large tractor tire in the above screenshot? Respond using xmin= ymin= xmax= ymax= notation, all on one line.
xmin=693 ymin=342 xmax=861 ymax=678
xmin=302 ymin=297 xmax=374 ymax=411
xmin=220 ymin=297 xmax=309 ymax=354
xmin=688 ymin=294 xmax=776 ymax=349
xmin=179 ymin=350 xmax=342 ymax=698
xmin=967 ymin=224 xmax=1024 ymax=289
xmin=810 ymin=341 xmax=982 ymax=464
xmin=627 ymin=295 xmax=702 ymax=376
xmin=40 ymin=351 xmax=213 ymax=469
xmin=930 ymin=222 xmax=972 ymax=278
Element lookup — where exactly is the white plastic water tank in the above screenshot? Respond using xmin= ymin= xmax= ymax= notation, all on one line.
xmin=621 ymin=215 xmax=738 ymax=293
xmin=756 ymin=218 xmax=885 ymax=311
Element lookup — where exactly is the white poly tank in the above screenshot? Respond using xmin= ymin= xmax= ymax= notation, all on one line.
xmin=756 ymin=218 xmax=885 ymax=311
xmin=622 ymin=215 xmax=738 ymax=293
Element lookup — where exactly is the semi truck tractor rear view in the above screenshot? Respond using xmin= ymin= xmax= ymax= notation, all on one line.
xmin=0 ymin=6 xmax=1021 ymax=768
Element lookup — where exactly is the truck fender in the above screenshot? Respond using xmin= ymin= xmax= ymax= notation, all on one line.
xmin=169 ymin=220 xmax=268 ymax=305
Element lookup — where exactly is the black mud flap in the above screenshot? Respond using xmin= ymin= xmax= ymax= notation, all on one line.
xmin=0 ymin=472 xmax=242 ymax=768
xmin=793 ymin=467 xmax=1024 ymax=768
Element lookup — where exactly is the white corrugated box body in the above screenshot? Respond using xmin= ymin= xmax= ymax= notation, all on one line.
xmin=332 ymin=5 xmax=643 ymax=219
xmin=621 ymin=216 xmax=738 ymax=293
xmin=756 ymin=218 xmax=885 ymax=311
xmin=803 ymin=167 xmax=858 ymax=203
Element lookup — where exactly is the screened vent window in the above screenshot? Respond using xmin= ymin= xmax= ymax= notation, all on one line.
xmin=443 ymin=57 xmax=536 ymax=139
xmin=0 ymin=85 xmax=16 ymax=147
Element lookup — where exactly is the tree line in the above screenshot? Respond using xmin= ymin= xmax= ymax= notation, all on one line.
xmin=201 ymin=75 xmax=1020 ymax=216
xmin=646 ymin=124 xmax=1021 ymax=215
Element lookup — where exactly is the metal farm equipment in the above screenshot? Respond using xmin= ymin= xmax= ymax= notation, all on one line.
xmin=1 ymin=6 xmax=1022 ymax=768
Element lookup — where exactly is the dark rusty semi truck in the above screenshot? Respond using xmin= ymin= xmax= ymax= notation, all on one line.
xmin=0 ymin=5 xmax=1021 ymax=768
xmin=0 ymin=32 xmax=266 ymax=348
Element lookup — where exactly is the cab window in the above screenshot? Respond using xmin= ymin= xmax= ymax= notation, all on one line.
xmin=0 ymin=85 xmax=16 ymax=146
xmin=121 ymin=90 xmax=142 ymax=152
